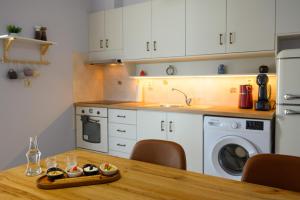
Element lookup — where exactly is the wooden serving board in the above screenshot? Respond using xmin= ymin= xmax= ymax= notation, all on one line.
xmin=36 ymin=172 xmax=121 ymax=190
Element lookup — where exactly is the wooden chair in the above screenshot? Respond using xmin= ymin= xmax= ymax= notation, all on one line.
xmin=242 ymin=154 xmax=300 ymax=192
xmin=130 ymin=139 xmax=186 ymax=170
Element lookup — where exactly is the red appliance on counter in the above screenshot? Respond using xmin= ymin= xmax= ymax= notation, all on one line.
xmin=239 ymin=85 xmax=253 ymax=109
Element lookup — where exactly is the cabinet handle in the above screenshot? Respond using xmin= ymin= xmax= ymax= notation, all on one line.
xmin=284 ymin=94 xmax=300 ymax=100
xmin=117 ymin=143 xmax=126 ymax=147
xmin=146 ymin=42 xmax=150 ymax=52
xmin=106 ymin=39 xmax=109 ymax=48
xmin=100 ymin=40 xmax=103 ymax=48
xmin=284 ymin=109 xmax=300 ymax=116
xmin=219 ymin=34 xmax=223 ymax=45
xmin=117 ymin=129 xmax=126 ymax=133
xmin=153 ymin=41 xmax=157 ymax=51
xmin=229 ymin=32 xmax=233 ymax=44
xmin=169 ymin=121 xmax=173 ymax=133
xmin=117 ymin=115 xmax=126 ymax=118
xmin=161 ymin=120 xmax=165 ymax=132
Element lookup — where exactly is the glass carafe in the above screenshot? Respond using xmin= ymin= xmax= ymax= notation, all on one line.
xmin=25 ymin=136 xmax=42 ymax=176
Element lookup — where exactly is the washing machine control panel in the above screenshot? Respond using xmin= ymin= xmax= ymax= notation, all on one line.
xmin=246 ymin=121 xmax=264 ymax=130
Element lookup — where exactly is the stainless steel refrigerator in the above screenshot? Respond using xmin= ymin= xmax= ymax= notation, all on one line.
xmin=276 ymin=49 xmax=300 ymax=156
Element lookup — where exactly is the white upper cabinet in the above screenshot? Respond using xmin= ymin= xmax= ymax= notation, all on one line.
xmin=123 ymin=2 xmax=152 ymax=60
xmin=277 ymin=0 xmax=300 ymax=34
xmin=151 ymin=0 xmax=186 ymax=58
xmin=227 ymin=0 xmax=275 ymax=52
xmin=186 ymin=0 xmax=226 ymax=55
xmin=89 ymin=11 xmax=105 ymax=52
xmin=88 ymin=8 xmax=122 ymax=52
xmin=105 ymin=7 xmax=123 ymax=51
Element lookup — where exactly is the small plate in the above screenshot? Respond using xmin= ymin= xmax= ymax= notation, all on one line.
xmin=99 ymin=163 xmax=118 ymax=176
xmin=66 ymin=167 xmax=83 ymax=178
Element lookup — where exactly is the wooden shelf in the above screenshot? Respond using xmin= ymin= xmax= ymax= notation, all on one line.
xmin=123 ymin=51 xmax=275 ymax=65
xmin=0 ymin=35 xmax=56 ymax=65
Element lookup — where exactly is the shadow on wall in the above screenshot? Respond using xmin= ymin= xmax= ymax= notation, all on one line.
xmin=3 ymin=106 xmax=75 ymax=170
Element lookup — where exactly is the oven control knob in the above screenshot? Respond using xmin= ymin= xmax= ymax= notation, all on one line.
xmin=231 ymin=122 xmax=238 ymax=129
xmin=97 ymin=111 xmax=100 ymax=115
xmin=81 ymin=110 xmax=85 ymax=114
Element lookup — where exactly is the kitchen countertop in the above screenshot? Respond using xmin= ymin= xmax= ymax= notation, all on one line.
xmin=75 ymin=101 xmax=275 ymax=120
xmin=1 ymin=149 xmax=299 ymax=200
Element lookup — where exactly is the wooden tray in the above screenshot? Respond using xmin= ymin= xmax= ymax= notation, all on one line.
xmin=36 ymin=172 xmax=121 ymax=190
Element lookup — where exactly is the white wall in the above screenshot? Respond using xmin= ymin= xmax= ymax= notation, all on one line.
xmin=0 ymin=0 xmax=89 ymax=170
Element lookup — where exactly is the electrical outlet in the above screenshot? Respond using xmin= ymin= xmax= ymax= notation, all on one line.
xmin=230 ymin=87 xmax=237 ymax=94
xmin=24 ymin=79 xmax=31 ymax=88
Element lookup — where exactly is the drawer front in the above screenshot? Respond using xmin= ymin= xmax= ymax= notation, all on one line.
xmin=109 ymin=109 xmax=136 ymax=124
xmin=109 ymin=137 xmax=136 ymax=154
xmin=109 ymin=123 xmax=137 ymax=140
xmin=109 ymin=150 xmax=130 ymax=159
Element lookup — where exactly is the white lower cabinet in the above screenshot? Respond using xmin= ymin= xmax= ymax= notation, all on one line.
xmin=137 ymin=110 xmax=203 ymax=173
xmin=108 ymin=109 xmax=137 ymax=159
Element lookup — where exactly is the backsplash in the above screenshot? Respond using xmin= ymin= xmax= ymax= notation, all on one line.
xmin=137 ymin=76 xmax=276 ymax=107
xmin=97 ymin=56 xmax=276 ymax=107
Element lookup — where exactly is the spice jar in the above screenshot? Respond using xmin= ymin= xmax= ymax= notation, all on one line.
xmin=40 ymin=26 xmax=47 ymax=41
xmin=34 ymin=26 xmax=41 ymax=40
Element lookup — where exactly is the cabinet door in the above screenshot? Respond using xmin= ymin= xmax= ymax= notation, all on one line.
xmin=277 ymin=0 xmax=300 ymax=34
xmin=89 ymin=11 xmax=105 ymax=52
xmin=227 ymin=0 xmax=275 ymax=52
xmin=123 ymin=2 xmax=151 ymax=60
xmin=186 ymin=0 xmax=226 ymax=55
xmin=167 ymin=113 xmax=203 ymax=173
xmin=105 ymin=8 xmax=123 ymax=51
xmin=151 ymin=0 xmax=185 ymax=58
xmin=137 ymin=110 xmax=167 ymax=140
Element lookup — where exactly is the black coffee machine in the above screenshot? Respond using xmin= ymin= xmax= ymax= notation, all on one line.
xmin=255 ymin=65 xmax=271 ymax=111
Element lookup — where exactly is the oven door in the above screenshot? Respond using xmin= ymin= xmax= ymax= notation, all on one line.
xmin=76 ymin=115 xmax=108 ymax=153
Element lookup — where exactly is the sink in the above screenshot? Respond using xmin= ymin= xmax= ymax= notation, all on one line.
xmin=159 ymin=104 xmax=184 ymax=108
xmin=192 ymin=105 xmax=212 ymax=109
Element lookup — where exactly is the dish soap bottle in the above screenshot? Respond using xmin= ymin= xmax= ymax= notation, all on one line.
xmin=25 ymin=136 xmax=42 ymax=176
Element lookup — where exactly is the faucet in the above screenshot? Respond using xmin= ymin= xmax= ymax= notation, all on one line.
xmin=171 ymin=88 xmax=192 ymax=106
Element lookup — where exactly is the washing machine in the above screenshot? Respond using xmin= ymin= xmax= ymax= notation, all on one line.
xmin=204 ymin=116 xmax=272 ymax=181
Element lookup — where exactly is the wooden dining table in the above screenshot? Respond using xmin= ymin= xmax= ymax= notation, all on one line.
xmin=0 ymin=149 xmax=300 ymax=200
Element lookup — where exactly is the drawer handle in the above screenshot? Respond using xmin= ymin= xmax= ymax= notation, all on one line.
xmin=117 ymin=129 xmax=126 ymax=133
xmin=219 ymin=34 xmax=223 ymax=45
xmin=229 ymin=32 xmax=234 ymax=44
xmin=117 ymin=115 xmax=126 ymax=118
xmin=161 ymin=120 xmax=165 ymax=132
xmin=117 ymin=143 xmax=126 ymax=147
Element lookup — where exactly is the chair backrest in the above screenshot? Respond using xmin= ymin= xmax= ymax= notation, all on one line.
xmin=242 ymin=154 xmax=300 ymax=192
xmin=130 ymin=139 xmax=186 ymax=170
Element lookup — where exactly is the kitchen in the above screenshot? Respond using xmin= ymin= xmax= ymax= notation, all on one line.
xmin=1 ymin=0 xmax=300 ymax=199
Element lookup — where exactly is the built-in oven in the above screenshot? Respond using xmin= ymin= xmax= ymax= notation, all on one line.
xmin=76 ymin=107 xmax=108 ymax=152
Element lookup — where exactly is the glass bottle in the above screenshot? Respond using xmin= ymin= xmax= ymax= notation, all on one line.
xmin=25 ymin=136 xmax=42 ymax=176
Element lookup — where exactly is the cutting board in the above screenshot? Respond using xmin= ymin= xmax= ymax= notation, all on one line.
xmin=36 ymin=172 xmax=121 ymax=190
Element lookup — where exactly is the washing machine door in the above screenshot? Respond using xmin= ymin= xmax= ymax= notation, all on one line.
xmin=211 ymin=136 xmax=258 ymax=179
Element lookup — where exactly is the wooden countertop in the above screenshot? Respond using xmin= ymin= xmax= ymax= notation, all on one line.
xmin=75 ymin=101 xmax=275 ymax=120
xmin=0 ymin=149 xmax=299 ymax=200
